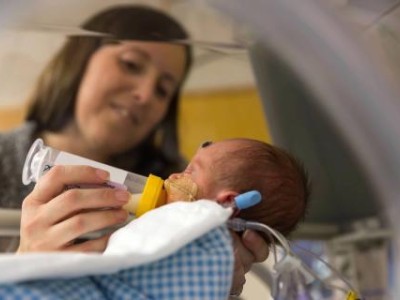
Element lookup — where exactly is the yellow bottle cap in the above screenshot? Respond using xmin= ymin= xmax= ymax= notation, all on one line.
xmin=136 ymin=174 xmax=167 ymax=217
xmin=346 ymin=291 xmax=360 ymax=300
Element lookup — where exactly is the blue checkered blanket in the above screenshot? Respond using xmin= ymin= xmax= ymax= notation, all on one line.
xmin=0 ymin=226 xmax=233 ymax=299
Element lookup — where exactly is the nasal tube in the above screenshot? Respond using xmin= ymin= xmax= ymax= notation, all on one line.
xmin=22 ymin=139 xmax=166 ymax=217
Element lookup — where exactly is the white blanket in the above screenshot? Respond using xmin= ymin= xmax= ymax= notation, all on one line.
xmin=0 ymin=200 xmax=232 ymax=283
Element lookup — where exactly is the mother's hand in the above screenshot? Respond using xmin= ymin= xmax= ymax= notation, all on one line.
xmin=230 ymin=230 xmax=269 ymax=296
xmin=18 ymin=165 xmax=129 ymax=253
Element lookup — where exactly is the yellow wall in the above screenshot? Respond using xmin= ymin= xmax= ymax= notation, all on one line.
xmin=179 ymin=87 xmax=271 ymax=159
xmin=0 ymin=87 xmax=271 ymax=159
xmin=0 ymin=106 xmax=25 ymax=131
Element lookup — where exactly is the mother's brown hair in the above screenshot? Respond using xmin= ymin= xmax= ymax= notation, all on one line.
xmin=26 ymin=5 xmax=193 ymax=174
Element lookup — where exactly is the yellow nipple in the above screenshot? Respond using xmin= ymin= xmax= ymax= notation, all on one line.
xmin=122 ymin=174 xmax=167 ymax=217
xmin=123 ymin=193 xmax=142 ymax=214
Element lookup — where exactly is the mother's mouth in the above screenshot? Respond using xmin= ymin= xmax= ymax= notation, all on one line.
xmin=110 ymin=103 xmax=140 ymax=125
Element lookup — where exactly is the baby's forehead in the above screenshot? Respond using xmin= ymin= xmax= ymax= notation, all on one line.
xmin=199 ymin=140 xmax=244 ymax=157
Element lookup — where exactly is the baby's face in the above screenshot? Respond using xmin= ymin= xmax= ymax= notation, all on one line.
xmin=164 ymin=140 xmax=238 ymax=203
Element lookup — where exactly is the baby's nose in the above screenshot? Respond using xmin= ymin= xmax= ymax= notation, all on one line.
xmin=168 ymin=173 xmax=182 ymax=180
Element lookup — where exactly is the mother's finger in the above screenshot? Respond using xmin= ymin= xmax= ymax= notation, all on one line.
xmin=242 ymin=230 xmax=270 ymax=262
xmin=230 ymin=231 xmax=254 ymax=273
xmin=50 ymin=209 xmax=128 ymax=248
xmin=29 ymin=165 xmax=110 ymax=204
xmin=230 ymin=249 xmax=246 ymax=297
xmin=43 ymin=188 xmax=129 ymax=225
xmin=65 ymin=234 xmax=111 ymax=253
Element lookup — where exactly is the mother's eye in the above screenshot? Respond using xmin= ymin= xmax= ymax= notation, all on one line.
xmin=156 ymin=85 xmax=169 ymax=99
xmin=121 ymin=59 xmax=143 ymax=74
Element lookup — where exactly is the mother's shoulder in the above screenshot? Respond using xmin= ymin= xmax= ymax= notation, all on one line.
xmin=0 ymin=122 xmax=36 ymax=159
xmin=0 ymin=122 xmax=36 ymax=142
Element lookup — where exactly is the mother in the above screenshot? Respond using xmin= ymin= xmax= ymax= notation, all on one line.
xmin=0 ymin=5 xmax=268 ymax=295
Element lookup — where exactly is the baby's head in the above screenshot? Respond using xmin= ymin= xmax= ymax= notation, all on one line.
xmin=164 ymin=138 xmax=310 ymax=236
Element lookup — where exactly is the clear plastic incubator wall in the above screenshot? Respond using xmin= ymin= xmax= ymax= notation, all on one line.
xmin=1 ymin=0 xmax=400 ymax=299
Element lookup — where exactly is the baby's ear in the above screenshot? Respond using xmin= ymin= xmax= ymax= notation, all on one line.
xmin=215 ymin=190 xmax=238 ymax=205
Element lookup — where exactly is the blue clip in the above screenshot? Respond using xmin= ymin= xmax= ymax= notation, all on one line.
xmin=234 ymin=190 xmax=262 ymax=210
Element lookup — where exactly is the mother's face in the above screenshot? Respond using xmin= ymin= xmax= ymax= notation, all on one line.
xmin=74 ymin=41 xmax=186 ymax=154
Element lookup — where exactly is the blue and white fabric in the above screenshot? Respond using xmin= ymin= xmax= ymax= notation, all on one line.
xmin=0 ymin=200 xmax=234 ymax=299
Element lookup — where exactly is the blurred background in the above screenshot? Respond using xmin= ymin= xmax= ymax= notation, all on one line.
xmin=2 ymin=0 xmax=400 ymax=157
xmin=0 ymin=0 xmax=269 ymax=160
xmin=2 ymin=0 xmax=400 ymax=299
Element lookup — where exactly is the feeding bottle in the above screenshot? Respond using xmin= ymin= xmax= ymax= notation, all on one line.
xmin=22 ymin=138 xmax=166 ymax=217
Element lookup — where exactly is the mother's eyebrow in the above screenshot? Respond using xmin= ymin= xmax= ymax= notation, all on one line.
xmin=124 ymin=46 xmax=151 ymax=61
xmin=160 ymin=73 xmax=177 ymax=87
xmin=124 ymin=45 xmax=178 ymax=86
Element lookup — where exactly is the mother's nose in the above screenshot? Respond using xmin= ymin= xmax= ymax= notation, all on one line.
xmin=131 ymin=74 xmax=157 ymax=104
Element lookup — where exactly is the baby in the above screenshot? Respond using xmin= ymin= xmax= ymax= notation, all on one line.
xmin=164 ymin=138 xmax=310 ymax=236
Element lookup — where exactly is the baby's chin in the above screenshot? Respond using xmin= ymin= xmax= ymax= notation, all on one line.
xmin=164 ymin=176 xmax=198 ymax=203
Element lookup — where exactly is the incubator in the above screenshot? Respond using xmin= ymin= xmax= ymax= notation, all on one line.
xmin=227 ymin=218 xmax=364 ymax=300
xmin=0 ymin=0 xmax=398 ymax=298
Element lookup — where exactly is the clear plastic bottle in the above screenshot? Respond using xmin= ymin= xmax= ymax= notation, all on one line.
xmin=22 ymin=139 xmax=166 ymax=217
